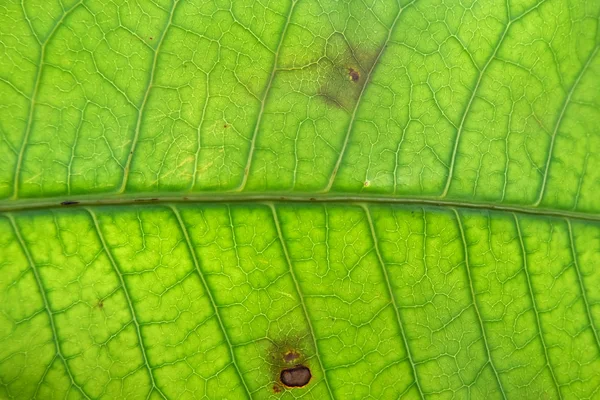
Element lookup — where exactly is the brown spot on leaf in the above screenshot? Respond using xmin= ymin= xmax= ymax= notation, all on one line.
xmin=265 ymin=335 xmax=312 ymax=390
xmin=224 ymin=124 xmax=229 ymax=128
xmin=61 ymin=201 xmax=79 ymax=206
xmin=280 ymin=365 xmax=311 ymax=388
xmin=311 ymin=34 xmax=383 ymax=110
xmin=273 ymin=385 xmax=282 ymax=393
xmin=97 ymin=300 xmax=104 ymax=309
xmin=283 ymin=351 xmax=300 ymax=363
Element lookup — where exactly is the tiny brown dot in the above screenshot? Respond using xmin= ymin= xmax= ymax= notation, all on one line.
xmin=348 ymin=68 xmax=360 ymax=82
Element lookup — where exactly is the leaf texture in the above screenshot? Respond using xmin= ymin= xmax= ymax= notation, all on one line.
xmin=0 ymin=0 xmax=599 ymax=398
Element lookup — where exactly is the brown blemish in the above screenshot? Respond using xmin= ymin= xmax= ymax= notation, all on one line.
xmin=280 ymin=365 xmax=312 ymax=388
xmin=311 ymin=33 xmax=383 ymax=111
xmin=266 ymin=335 xmax=312 ymax=391
xmin=97 ymin=300 xmax=104 ymax=309
xmin=317 ymin=90 xmax=347 ymax=111
xmin=61 ymin=201 xmax=79 ymax=206
xmin=283 ymin=351 xmax=300 ymax=363
xmin=224 ymin=124 xmax=229 ymax=128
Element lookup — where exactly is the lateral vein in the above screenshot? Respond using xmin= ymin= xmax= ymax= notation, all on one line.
xmin=87 ymin=208 xmax=167 ymax=399
xmin=269 ymin=204 xmax=336 ymax=399
xmin=6 ymin=214 xmax=91 ymax=400
xmin=363 ymin=205 xmax=425 ymax=399
xmin=170 ymin=205 xmax=253 ymax=399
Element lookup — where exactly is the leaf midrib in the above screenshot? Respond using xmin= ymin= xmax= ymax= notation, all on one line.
xmin=1 ymin=193 xmax=598 ymax=222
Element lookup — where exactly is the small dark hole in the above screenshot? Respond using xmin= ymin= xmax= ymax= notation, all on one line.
xmin=280 ymin=365 xmax=311 ymax=388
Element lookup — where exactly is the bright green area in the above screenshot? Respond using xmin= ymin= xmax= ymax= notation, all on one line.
xmin=1 ymin=0 xmax=599 ymax=399
xmin=0 ymin=0 xmax=598 ymax=210
xmin=1 ymin=205 xmax=600 ymax=399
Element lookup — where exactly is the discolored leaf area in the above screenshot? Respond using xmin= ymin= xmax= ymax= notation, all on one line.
xmin=280 ymin=366 xmax=312 ymax=388
xmin=0 ymin=0 xmax=599 ymax=399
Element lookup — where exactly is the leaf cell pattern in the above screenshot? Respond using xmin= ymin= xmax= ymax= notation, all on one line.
xmin=0 ymin=0 xmax=598 ymax=214
xmin=1 ymin=0 xmax=600 ymax=398
xmin=1 ymin=204 xmax=600 ymax=398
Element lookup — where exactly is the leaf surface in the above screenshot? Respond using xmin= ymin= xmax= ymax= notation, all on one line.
xmin=0 ymin=0 xmax=599 ymax=398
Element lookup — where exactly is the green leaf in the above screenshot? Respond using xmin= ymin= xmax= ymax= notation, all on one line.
xmin=0 ymin=0 xmax=599 ymax=399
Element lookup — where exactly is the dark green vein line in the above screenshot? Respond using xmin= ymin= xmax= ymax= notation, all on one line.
xmin=323 ymin=0 xmax=414 ymax=192
xmin=34 ymin=354 xmax=58 ymax=398
xmin=190 ymin=64 xmax=214 ymax=191
xmin=87 ymin=209 xmax=167 ymax=400
xmin=1 ymin=194 xmax=599 ymax=223
xmin=453 ymin=209 xmax=506 ymax=399
xmin=441 ymin=0 xmax=550 ymax=199
xmin=237 ymin=0 xmax=298 ymax=191
xmin=170 ymin=205 xmax=252 ymax=399
xmin=441 ymin=18 xmax=512 ymax=198
xmin=6 ymin=214 xmax=91 ymax=400
xmin=118 ymin=0 xmax=180 ymax=193
xmin=362 ymin=205 xmax=425 ymax=399
xmin=513 ymin=214 xmax=563 ymax=399
xmin=534 ymin=45 xmax=600 ymax=206
xmin=269 ymin=204 xmax=335 ymax=399
xmin=12 ymin=0 xmax=83 ymax=200
xmin=566 ymin=219 xmax=600 ymax=351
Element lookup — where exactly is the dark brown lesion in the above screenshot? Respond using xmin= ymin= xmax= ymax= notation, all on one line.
xmin=348 ymin=67 xmax=360 ymax=82
xmin=280 ymin=365 xmax=312 ymax=388
xmin=265 ymin=334 xmax=314 ymax=393
xmin=97 ymin=299 xmax=104 ymax=309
